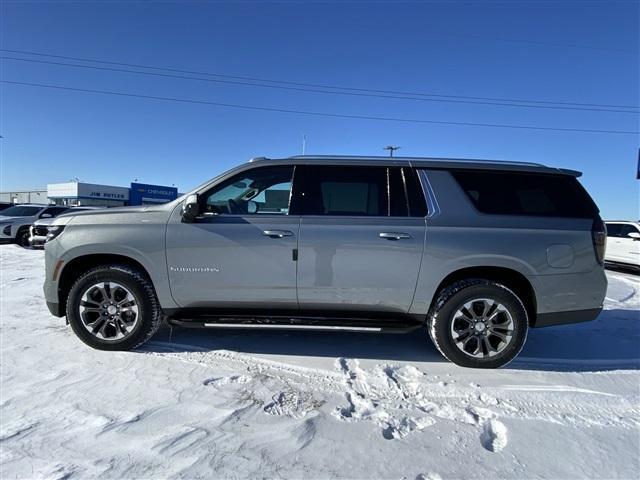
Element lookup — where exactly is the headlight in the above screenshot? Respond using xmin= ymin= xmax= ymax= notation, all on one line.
xmin=45 ymin=225 xmax=65 ymax=243
xmin=2 ymin=225 xmax=12 ymax=236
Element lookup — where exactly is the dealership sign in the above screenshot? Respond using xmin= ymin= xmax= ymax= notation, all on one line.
xmin=129 ymin=182 xmax=178 ymax=205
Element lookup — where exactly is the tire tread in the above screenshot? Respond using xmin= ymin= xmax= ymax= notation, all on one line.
xmin=67 ymin=264 xmax=162 ymax=350
xmin=427 ymin=279 xmax=528 ymax=368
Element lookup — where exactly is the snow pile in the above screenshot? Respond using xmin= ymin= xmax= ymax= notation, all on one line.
xmin=1 ymin=245 xmax=639 ymax=479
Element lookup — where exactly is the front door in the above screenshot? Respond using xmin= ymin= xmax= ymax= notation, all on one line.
xmin=292 ymin=164 xmax=427 ymax=314
xmin=166 ymin=165 xmax=299 ymax=309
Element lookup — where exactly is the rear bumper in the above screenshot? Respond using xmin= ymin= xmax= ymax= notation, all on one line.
xmin=0 ymin=227 xmax=16 ymax=241
xmin=530 ymin=268 xmax=607 ymax=316
xmin=534 ymin=307 xmax=602 ymax=328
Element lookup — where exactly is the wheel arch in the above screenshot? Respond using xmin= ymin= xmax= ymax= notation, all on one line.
xmin=57 ymin=254 xmax=154 ymax=315
xmin=429 ymin=266 xmax=538 ymax=326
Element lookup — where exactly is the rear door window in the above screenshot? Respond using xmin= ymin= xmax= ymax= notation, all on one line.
xmin=292 ymin=165 xmax=426 ymax=217
xmin=619 ymin=224 xmax=640 ymax=238
xmin=606 ymin=223 xmax=622 ymax=238
xmin=452 ymin=170 xmax=598 ymax=218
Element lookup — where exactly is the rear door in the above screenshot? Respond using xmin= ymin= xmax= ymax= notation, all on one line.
xmin=605 ymin=223 xmax=624 ymax=262
xmin=292 ymin=164 xmax=427 ymax=314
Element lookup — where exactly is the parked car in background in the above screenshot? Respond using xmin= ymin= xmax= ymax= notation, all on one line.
xmin=605 ymin=221 xmax=640 ymax=271
xmin=29 ymin=207 xmax=104 ymax=248
xmin=43 ymin=155 xmax=607 ymax=368
xmin=0 ymin=204 xmax=70 ymax=247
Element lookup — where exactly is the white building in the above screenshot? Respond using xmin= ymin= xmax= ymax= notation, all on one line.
xmin=0 ymin=189 xmax=49 ymax=204
xmin=47 ymin=182 xmax=130 ymax=207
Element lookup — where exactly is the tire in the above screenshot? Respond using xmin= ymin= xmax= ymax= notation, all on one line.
xmin=16 ymin=227 xmax=31 ymax=248
xmin=66 ymin=265 xmax=162 ymax=351
xmin=427 ymin=279 xmax=528 ymax=369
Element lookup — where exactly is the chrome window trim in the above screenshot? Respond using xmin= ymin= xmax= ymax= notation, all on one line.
xmin=417 ymin=169 xmax=441 ymax=219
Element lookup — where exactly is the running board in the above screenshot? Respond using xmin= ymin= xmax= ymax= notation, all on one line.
xmin=205 ymin=323 xmax=382 ymax=332
xmin=167 ymin=316 xmax=423 ymax=333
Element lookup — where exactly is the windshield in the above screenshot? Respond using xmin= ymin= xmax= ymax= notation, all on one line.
xmin=1 ymin=206 xmax=43 ymax=217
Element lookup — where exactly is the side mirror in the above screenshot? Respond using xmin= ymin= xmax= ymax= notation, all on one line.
xmin=40 ymin=213 xmax=52 ymax=219
xmin=181 ymin=194 xmax=200 ymax=223
xmin=628 ymin=232 xmax=640 ymax=240
xmin=247 ymin=200 xmax=259 ymax=214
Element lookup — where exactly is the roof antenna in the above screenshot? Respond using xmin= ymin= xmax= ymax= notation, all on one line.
xmin=384 ymin=145 xmax=401 ymax=157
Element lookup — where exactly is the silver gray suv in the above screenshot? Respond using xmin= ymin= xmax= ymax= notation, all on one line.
xmin=43 ymin=156 xmax=607 ymax=368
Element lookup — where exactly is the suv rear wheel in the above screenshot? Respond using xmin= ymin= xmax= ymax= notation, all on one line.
xmin=428 ymin=279 xmax=528 ymax=368
xmin=66 ymin=265 xmax=162 ymax=350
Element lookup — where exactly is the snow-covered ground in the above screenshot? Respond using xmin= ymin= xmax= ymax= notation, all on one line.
xmin=1 ymin=244 xmax=638 ymax=479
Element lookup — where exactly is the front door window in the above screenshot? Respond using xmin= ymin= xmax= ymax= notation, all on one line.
xmin=203 ymin=166 xmax=294 ymax=216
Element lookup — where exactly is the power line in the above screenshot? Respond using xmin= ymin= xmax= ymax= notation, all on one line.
xmin=2 ymin=79 xmax=638 ymax=135
xmin=431 ymin=31 xmax=639 ymax=55
xmin=2 ymin=48 xmax=637 ymax=111
xmin=3 ymin=55 xmax=637 ymax=115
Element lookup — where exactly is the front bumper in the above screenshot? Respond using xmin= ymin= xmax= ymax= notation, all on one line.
xmin=29 ymin=235 xmax=47 ymax=248
xmin=47 ymin=301 xmax=64 ymax=317
xmin=43 ymin=243 xmax=64 ymax=316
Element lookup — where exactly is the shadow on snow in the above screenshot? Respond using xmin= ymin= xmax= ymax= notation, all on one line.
xmin=141 ymin=307 xmax=639 ymax=373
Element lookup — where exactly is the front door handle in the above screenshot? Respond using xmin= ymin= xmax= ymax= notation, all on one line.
xmin=263 ymin=230 xmax=294 ymax=238
xmin=379 ymin=232 xmax=411 ymax=240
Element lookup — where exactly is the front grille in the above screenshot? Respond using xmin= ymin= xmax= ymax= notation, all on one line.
xmin=33 ymin=225 xmax=48 ymax=237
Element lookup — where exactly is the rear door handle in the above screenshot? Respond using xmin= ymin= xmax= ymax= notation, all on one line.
xmin=379 ymin=232 xmax=411 ymax=240
xmin=263 ymin=230 xmax=294 ymax=238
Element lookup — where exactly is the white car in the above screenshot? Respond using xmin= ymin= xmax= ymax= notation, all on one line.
xmin=0 ymin=204 xmax=70 ymax=247
xmin=605 ymin=221 xmax=640 ymax=270
xmin=29 ymin=207 xmax=103 ymax=248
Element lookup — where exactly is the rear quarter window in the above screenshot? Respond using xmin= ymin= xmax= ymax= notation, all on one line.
xmin=452 ymin=170 xmax=598 ymax=218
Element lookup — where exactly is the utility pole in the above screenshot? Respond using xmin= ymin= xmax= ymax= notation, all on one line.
xmin=302 ymin=134 xmax=307 ymax=155
xmin=384 ymin=145 xmax=401 ymax=157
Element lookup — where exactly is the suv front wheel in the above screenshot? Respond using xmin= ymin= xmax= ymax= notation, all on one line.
xmin=16 ymin=227 xmax=31 ymax=248
xmin=66 ymin=265 xmax=162 ymax=350
xmin=428 ymin=279 xmax=528 ymax=368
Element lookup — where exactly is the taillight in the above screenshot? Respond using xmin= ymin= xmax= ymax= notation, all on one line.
xmin=592 ymin=217 xmax=606 ymax=265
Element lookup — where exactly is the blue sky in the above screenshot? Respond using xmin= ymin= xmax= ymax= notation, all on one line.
xmin=1 ymin=0 xmax=638 ymax=219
